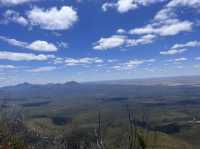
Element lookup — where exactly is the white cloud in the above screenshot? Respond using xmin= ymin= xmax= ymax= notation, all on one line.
xmin=161 ymin=40 xmax=200 ymax=55
xmin=57 ymin=42 xmax=68 ymax=48
xmin=0 ymin=36 xmax=27 ymax=47
xmin=167 ymin=0 xmax=200 ymax=8
xmin=2 ymin=10 xmax=28 ymax=26
xmin=172 ymin=41 xmax=200 ymax=49
xmin=126 ymin=34 xmax=156 ymax=46
xmin=155 ymin=0 xmax=200 ymax=22
xmin=0 ymin=36 xmax=58 ymax=52
xmin=195 ymin=57 xmax=200 ymax=60
xmin=128 ymin=60 xmax=144 ymax=65
xmin=174 ymin=57 xmax=188 ymax=62
xmin=28 ymin=66 xmax=56 ymax=72
xmin=130 ymin=20 xmax=193 ymax=36
xmin=116 ymin=0 xmax=138 ymax=13
xmin=1 ymin=6 xmax=78 ymax=30
xmin=102 ymin=0 xmax=166 ymax=13
xmin=0 ymin=51 xmax=53 ymax=61
xmin=166 ymin=57 xmax=188 ymax=64
xmin=154 ymin=8 xmax=174 ymax=21
xmin=53 ymin=57 xmax=64 ymax=64
xmin=112 ymin=65 xmax=121 ymax=70
xmin=102 ymin=3 xmax=116 ymax=12
xmin=173 ymin=57 xmax=188 ymax=62
xmin=0 ymin=65 xmax=16 ymax=69
xmin=116 ymin=28 xmax=127 ymax=34
xmin=93 ymin=34 xmax=156 ymax=50
xmin=158 ymin=21 xmax=192 ymax=36
xmin=27 ymin=40 xmax=58 ymax=52
xmin=112 ymin=60 xmax=143 ymax=70
xmin=112 ymin=58 xmax=155 ymax=70
xmin=93 ymin=35 xmax=126 ymax=50
xmin=128 ymin=0 xmax=199 ymax=41
xmin=65 ymin=57 xmax=103 ymax=66
xmin=108 ymin=59 xmax=118 ymax=63
xmin=0 ymin=0 xmax=33 ymax=6
xmin=160 ymin=48 xmax=187 ymax=55
xmin=27 ymin=6 xmax=78 ymax=30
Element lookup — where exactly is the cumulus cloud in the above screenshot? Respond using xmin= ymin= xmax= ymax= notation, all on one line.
xmin=0 ymin=36 xmax=58 ymax=52
xmin=93 ymin=34 xmax=155 ymax=50
xmin=116 ymin=28 xmax=127 ymax=34
xmin=1 ymin=6 xmax=78 ymax=30
xmin=65 ymin=57 xmax=103 ymax=66
xmin=130 ymin=20 xmax=193 ymax=36
xmin=102 ymin=3 xmax=116 ymax=12
xmin=128 ymin=0 xmax=199 ymax=41
xmin=0 ymin=0 xmax=34 ymax=6
xmin=0 ymin=51 xmax=54 ymax=61
xmin=126 ymin=34 xmax=156 ymax=46
xmin=27 ymin=6 xmax=78 ymax=30
xmin=102 ymin=0 xmax=166 ymax=13
xmin=27 ymin=40 xmax=58 ymax=52
xmin=93 ymin=35 xmax=126 ymax=50
xmin=28 ymin=66 xmax=56 ymax=72
xmin=155 ymin=0 xmax=200 ymax=21
xmin=1 ymin=10 xmax=28 ymax=26
xmin=96 ymin=0 xmax=198 ymax=51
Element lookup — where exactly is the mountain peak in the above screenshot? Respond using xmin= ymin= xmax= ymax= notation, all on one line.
xmin=64 ymin=81 xmax=80 ymax=86
xmin=18 ymin=82 xmax=33 ymax=87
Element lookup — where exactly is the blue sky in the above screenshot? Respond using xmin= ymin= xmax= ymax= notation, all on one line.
xmin=0 ymin=0 xmax=200 ymax=86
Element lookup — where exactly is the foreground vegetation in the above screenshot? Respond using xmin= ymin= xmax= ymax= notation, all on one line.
xmin=0 ymin=105 xmax=192 ymax=149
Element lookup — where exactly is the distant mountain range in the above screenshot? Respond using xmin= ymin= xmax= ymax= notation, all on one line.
xmin=1 ymin=76 xmax=200 ymax=101
xmin=2 ymin=75 xmax=200 ymax=89
xmin=91 ymin=75 xmax=200 ymax=86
